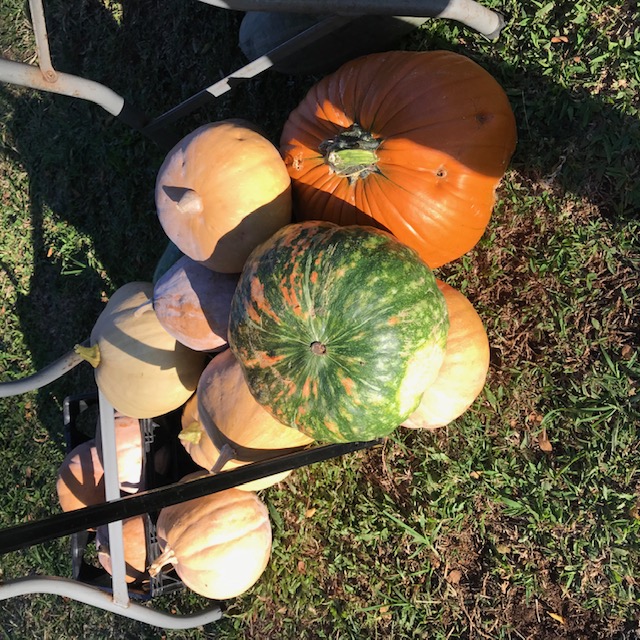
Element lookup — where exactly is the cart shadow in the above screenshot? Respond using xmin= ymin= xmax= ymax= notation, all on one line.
xmin=0 ymin=0 xmax=638 ymax=424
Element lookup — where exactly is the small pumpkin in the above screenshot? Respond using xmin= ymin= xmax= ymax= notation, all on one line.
xmin=196 ymin=349 xmax=314 ymax=462
xmin=75 ymin=282 xmax=206 ymax=419
xmin=148 ymin=482 xmax=272 ymax=600
xmin=153 ymin=255 xmax=239 ymax=352
xmin=56 ymin=439 xmax=105 ymax=514
xmin=155 ymin=119 xmax=292 ymax=273
xmin=179 ymin=392 xmax=295 ymax=491
xmin=96 ymin=515 xmax=148 ymax=584
xmin=279 ymin=50 xmax=517 ymax=269
xmin=95 ymin=411 xmax=144 ymax=494
xmin=228 ymin=221 xmax=449 ymax=443
xmin=403 ymin=280 xmax=490 ymax=429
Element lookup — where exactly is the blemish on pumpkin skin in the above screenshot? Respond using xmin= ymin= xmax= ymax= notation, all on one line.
xmin=250 ymin=277 xmax=280 ymax=322
xmin=475 ymin=112 xmax=493 ymax=125
xmin=341 ymin=377 xmax=356 ymax=397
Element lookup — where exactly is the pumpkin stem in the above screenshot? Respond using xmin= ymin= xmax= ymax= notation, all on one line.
xmin=210 ymin=443 xmax=236 ymax=474
xmin=74 ymin=343 xmax=101 ymax=368
xmin=320 ymin=123 xmax=381 ymax=181
xmin=310 ymin=341 xmax=327 ymax=356
xmin=175 ymin=188 xmax=204 ymax=215
xmin=178 ymin=421 xmax=203 ymax=445
xmin=148 ymin=547 xmax=178 ymax=577
xmin=133 ymin=299 xmax=154 ymax=318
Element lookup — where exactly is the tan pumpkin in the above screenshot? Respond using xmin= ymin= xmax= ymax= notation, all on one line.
xmin=155 ymin=119 xmax=292 ymax=273
xmin=96 ymin=515 xmax=148 ymax=584
xmin=148 ymin=482 xmax=272 ymax=600
xmin=75 ymin=282 xmax=206 ymax=419
xmin=95 ymin=412 xmax=144 ymax=494
xmin=179 ymin=393 xmax=294 ymax=491
xmin=196 ymin=349 xmax=314 ymax=463
xmin=153 ymin=255 xmax=239 ymax=352
xmin=56 ymin=439 xmax=105 ymax=514
xmin=403 ymin=280 xmax=490 ymax=429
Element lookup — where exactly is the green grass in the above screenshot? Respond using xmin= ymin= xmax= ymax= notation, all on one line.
xmin=1 ymin=0 xmax=639 ymax=638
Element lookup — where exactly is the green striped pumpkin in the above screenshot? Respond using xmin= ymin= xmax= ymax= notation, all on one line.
xmin=228 ymin=221 xmax=448 ymax=443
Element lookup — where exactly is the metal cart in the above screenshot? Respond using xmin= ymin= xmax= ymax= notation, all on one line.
xmin=0 ymin=0 xmax=504 ymax=628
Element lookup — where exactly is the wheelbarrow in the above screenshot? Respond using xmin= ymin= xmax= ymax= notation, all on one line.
xmin=0 ymin=347 xmax=382 ymax=627
xmin=0 ymin=0 xmax=505 ymax=150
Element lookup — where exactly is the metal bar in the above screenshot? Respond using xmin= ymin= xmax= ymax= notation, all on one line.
xmin=0 ymin=576 xmax=223 ymax=627
xmin=142 ymin=14 xmax=353 ymax=137
xmin=0 ymin=439 xmax=381 ymax=554
xmin=97 ymin=390 xmax=129 ymax=608
xmin=197 ymin=0 xmax=503 ymax=37
xmin=28 ymin=0 xmax=57 ymax=82
xmin=0 ymin=59 xmax=125 ymax=117
xmin=0 ymin=343 xmax=88 ymax=398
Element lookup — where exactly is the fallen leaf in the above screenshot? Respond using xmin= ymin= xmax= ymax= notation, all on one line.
xmin=538 ymin=428 xmax=553 ymax=452
xmin=447 ymin=569 xmax=462 ymax=584
xmin=547 ymin=611 xmax=566 ymax=624
xmin=305 ymin=507 xmax=317 ymax=518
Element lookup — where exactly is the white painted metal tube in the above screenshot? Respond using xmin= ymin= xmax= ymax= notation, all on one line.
xmin=196 ymin=0 xmax=503 ymax=38
xmin=97 ymin=389 xmax=129 ymax=608
xmin=28 ymin=0 xmax=57 ymax=82
xmin=0 ymin=576 xmax=223 ymax=628
xmin=0 ymin=59 xmax=124 ymax=116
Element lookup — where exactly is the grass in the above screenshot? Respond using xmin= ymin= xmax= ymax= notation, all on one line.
xmin=1 ymin=0 xmax=639 ymax=638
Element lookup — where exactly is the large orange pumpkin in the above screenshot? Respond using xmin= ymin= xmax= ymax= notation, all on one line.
xmin=403 ymin=280 xmax=490 ymax=429
xmin=280 ymin=50 xmax=517 ymax=268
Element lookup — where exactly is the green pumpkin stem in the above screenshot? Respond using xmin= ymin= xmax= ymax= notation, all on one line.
xmin=320 ymin=123 xmax=381 ymax=180
xmin=178 ymin=421 xmax=203 ymax=445
xmin=74 ymin=343 xmax=101 ymax=368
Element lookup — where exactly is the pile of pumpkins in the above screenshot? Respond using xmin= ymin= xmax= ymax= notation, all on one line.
xmin=56 ymin=50 xmax=516 ymax=602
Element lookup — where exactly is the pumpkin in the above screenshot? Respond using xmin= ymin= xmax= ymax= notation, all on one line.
xmin=196 ymin=349 xmax=314 ymax=462
xmin=153 ymin=255 xmax=239 ymax=352
xmin=403 ymin=280 xmax=490 ymax=429
xmin=56 ymin=439 xmax=105 ymax=514
xmin=155 ymin=119 xmax=292 ymax=273
xmin=96 ymin=515 xmax=148 ymax=584
xmin=279 ymin=50 xmax=517 ymax=269
xmin=75 ymin=282 xmax=206 ymax=419
xmin=152 ymin=240 xmax=184 ymax=285
xmin=95 ymin=411 xmax=144 ymax=494
xmin=180 ymin=392 xmax=296 ymax=491
xmin=228 ymin=221 xmax=449 ymax=443
xmin=148 ymin=483 xmax=272 ymax=600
